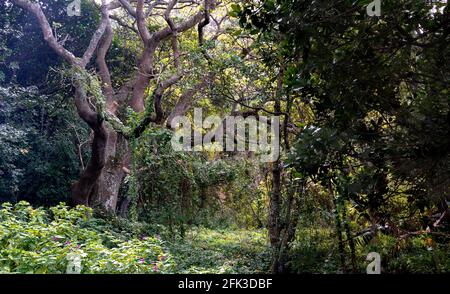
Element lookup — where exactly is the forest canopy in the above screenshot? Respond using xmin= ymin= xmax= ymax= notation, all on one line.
xmin=0 ymin=0 xmax=449 ymax=274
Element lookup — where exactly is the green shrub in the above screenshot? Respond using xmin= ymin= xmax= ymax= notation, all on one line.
xmin=289 ymin=227 xmax=450 ymax=274
xmin=362 ymin=233 xmax=450 ymax=274
xmin=0 ymin=201 xmax=174 ymax=273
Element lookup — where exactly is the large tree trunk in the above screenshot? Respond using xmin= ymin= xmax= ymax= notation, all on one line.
xmin=70 ymin=125 xmax=107 ymax=206
xmin=70 ymin=83 xmax=108 ymax=207
xmin=89 ymin=127 xmax=130 ymax=212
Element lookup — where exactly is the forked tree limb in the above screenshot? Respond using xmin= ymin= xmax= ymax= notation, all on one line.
xmin=129 ymin=0 xmax=215 ymax=112
xmin=80 ymin=1 xmax=110 ymax=67
xmin=10 ymin=0 xmax=78 ymax=65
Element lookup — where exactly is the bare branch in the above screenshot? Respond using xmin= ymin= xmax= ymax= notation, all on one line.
xmin=110 ymin=13 xmax=139 ymax=34
xmin=129 ymin=0 xmax=216 ymax=114
xmin=164 ymin=0 xmax=180 ymax=69
xmin=96 ymin=18 xmax=114 ymax=110
xmin=10 ymin=0 xmax=78 ymax=65
xmin=118 ymin=0 xmax=137 ymax=16
xmin=136 ymin=0 xmax=151 ymax=42
xmin=197 ymin=0 xmax=211 ymax=47
xmin=12 ymin=0 xmax=113 ymax=69
xmin=164 ymin=0 xmax=178 ymax=30
xmin=81 ymin=0 xmax=111 ymax=67
xmin=151 ymin=5 xmax=206 ymax=43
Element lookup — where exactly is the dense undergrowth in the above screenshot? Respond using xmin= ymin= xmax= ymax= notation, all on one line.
xmin=0 ymin=202 xmax=174 ymax=273
xmin=1 ymin=202 xmax=448 ymax=274
xmin=0 ymin=202 xmax=270 ymax=274
xmin=289 ymin=227 xmax=450 ymax=274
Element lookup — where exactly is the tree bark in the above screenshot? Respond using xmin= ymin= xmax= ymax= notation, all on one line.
xmin=70 ymin=82 xmax=108 ymax=206
xmin=269 ymin=66 xmax=283 ymax=273
xmin=269 ymin=160 xmax=282 ymax=273
xmin=89 ymin=128 xmax=130 ymax=212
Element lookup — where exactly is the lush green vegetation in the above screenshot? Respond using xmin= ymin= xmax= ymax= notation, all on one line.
xmin=0 ymin=0 xmax=449 ymax=274
xmin=1 ymin=202 xmax=448 ymax=274
xmin=0 ymin=202 xmax=174 ymax=273
xmin=0 ymin=201 xmax=270 ymax=273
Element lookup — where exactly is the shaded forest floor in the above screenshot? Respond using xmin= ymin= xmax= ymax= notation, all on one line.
xmin=163 ymin=227 xmax=450 ymax=274
xmin=167 ymin=228 xmax=270 ymax=273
